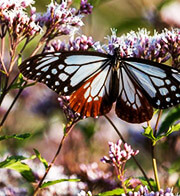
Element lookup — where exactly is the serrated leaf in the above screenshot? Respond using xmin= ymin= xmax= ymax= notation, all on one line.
xmin=0 ymin=133 xmax=31 ymax=141
xmin=158 ymin=106 xmax=180 ymax=135
xmin=34 ymin=149 xmax=48 ymax=169
xmin=0 ymin=156 xmax=35 ymax=182
xmin=41 ymin=179 xmax=80 ymax=188
xmin=98 ymin=188 xmax=130 ymax=196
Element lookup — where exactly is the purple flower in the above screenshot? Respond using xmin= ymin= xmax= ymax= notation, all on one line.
xmin=101 ymin=139 xmax=139 ymax=184
xmin=101 ymin=139 xmax=139 ymax=166
xmin=47 ymin=34 xmax=94 ymax=52
xmin=37 ymin=0 xmax=85 ymax=37
xmin=122 ymin=186 xmax=174 ymax=196
xmin=0 ymin=0 xmax=42 ymax=39
xmin=93 ymin=28 xmax=180 ymax=68
xmin=78 ymin=0 xmax=93 ymax=15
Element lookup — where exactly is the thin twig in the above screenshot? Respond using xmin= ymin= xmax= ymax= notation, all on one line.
xmin=31 ymin=38 xmax=46 ymax=57
xmin=33 ymin=125 xmax=74 ymax=196
xmin=154 ymin=110 xmax=162 ymax=136
xmin=0 ymin=37 xmax=8 ymax=75
xmin=0 ymin=81 xmax=27 ymax=129
xmin=0 ymin=76 xmax=9 ymax=106
xmin=104 ymin=114 xmax=153 ymax=190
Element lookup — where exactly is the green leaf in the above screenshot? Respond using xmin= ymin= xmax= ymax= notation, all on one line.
xmin=0 ymin=133 xmax=31 ymax=141
xmin=142 ymin=126 xmax=156 ymax=144
xmin=158 ymin=106 xmax=180 ymax=135
xmin=0 ymin=156 xmax=35 ymax=182
xmin=18 ymin=55 xmax=22 ymax=66
xmin=41 ymin=179 xmax=80 ymax=188
xmin=0 ymin=69 xmax=6 ymax=74
xmin=33 ymin=149 xmax=48 ymax=169
xmin=138 ymin=177 xmax=156 ymax=190
xmin=143 ymin=123 xmax=180 ymax=145
xmin=98 ymin=188 xmax=130 ymax=196
xmin=165 ymin=123 xmax=180 ymax=135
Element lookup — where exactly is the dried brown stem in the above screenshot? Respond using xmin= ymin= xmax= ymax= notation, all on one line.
xmin=104 ymin=114 xmax=153 ymax=190
xmin=33 ymin=125 xmax=74 ymax=196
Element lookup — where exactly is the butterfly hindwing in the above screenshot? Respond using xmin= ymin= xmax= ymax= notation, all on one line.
xmin=122 ymin=58 xmax=180 ymax=109
xmin=19 ymin=51 xmax=110 ymax=96
xmin=115 ymin=66 xmax=153 ymax=123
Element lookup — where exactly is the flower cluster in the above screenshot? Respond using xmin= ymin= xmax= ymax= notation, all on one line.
xmin=121 ymin=186 xmax=174 ymax=196
xmin=94 ymin=28 xmax=180 ymax=68
xmin=78 ymin=0 xmax=93 ymax=15
xmin=37 ymin=0 xmax=93 ymax=37
xmin=101 ymin=139 xmax=139 ymax=184
xmin=58 ymin=96 xmax=85 ymax=126
xmin=101 ymin=139 xmax=139 ymax=167
xmin=47 ymin=34 xmax=94 ymax=52
xmin=0 ymin=0 xmax=41 ymax=39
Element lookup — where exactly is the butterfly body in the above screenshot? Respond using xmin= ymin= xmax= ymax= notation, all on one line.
xmin=19 ymin=49 xmax=180 ymax=123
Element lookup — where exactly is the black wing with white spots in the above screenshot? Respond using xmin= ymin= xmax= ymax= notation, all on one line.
xmin=122 ymin=58 xmax=180 ymax=109
xmin=19 ymin=50 xmax=180 ymax=124
xmin=19 ymin=51 xmax=111 ymax=96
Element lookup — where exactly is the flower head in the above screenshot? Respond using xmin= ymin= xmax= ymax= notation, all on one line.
xmin=37 ymin=0 xmax=92 ymax=37
xmin=122 ymin=186 xmax=174 ymax=196
xmin=47 ymin=34 xmax=94 ymax=52
xmin=101 ymin=139 xmax=139 ymax=167
xmin=94 ymin=28 xmax=180 ymax=68
xmin=78 ymin=0 xmax=93 ymax=15
xmin=0 ymin=0 xmax=41 ymax=39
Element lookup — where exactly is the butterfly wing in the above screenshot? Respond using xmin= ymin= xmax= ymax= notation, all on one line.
xmin=69 ymin=64 xmax=116 ymax=117
xmin=122 ymin=58 xmax=180 ymax=109
xmin=115 ymin=66 xmax=153 ymax=123
xmin=115 ymin=58 xmax=180 ymax=123
xmin=19 ymin=51 xmax=115 ymax=117
xmin=19 ymin=51 xmax=110 ymax=95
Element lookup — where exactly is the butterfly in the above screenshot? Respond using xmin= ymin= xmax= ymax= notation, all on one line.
xmin=19 ymin=49 xmax=180 ymax=123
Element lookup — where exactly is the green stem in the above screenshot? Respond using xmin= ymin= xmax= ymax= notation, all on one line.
xmin=152 ymin=158 xmax=160 ymax=190
xmin=104 ymin=114 xmax=153 ymax=190
xmin=151 ymin=110 xmax=162 ymax=191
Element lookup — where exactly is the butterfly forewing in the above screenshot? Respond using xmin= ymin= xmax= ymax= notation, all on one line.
xmin=122 ymin=58 xmax=180 ymax=109
xmin=19 ymin=51 xmax=110 ymax=96
xmin=69 ymin=64 xmax=115 ymax=117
